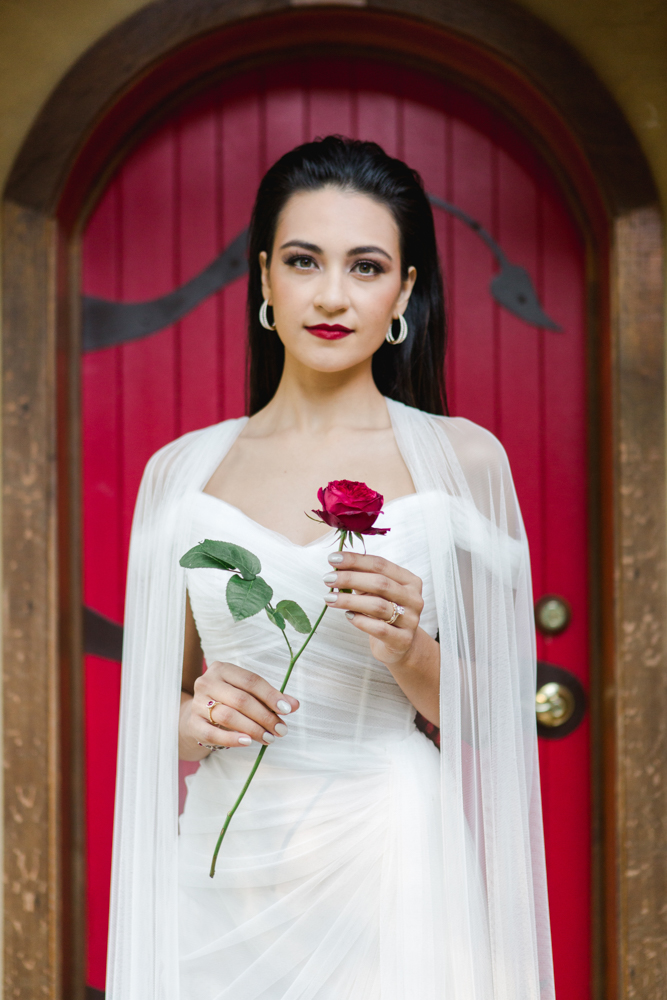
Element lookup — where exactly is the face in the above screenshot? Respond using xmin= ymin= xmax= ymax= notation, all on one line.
xmin=259 ymin=186 xmax=416 ymax=375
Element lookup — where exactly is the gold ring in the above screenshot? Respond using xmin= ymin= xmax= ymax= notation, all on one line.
xmin=386 ymin=603 xmax=405 ymax=626
xmin=206 ymin=699 xmax=223 ymax=727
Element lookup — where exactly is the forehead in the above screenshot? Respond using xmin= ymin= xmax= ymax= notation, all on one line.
xmin=275 ymin=186 xmax=399 ymax=244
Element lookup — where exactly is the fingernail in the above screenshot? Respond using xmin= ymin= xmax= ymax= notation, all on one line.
xmin=263 ymin=732 xmax=275 ymax=744
xmin=238 ymin=735 xmax=252 ymax=746
xmin=324 ymin=592 xmax=338 ymax=604
xmin=275 ymin=723 xmax=288 ymax=737
xmin=345 ymin=611 xmax=355 ymax=620
xmin=323 ymin=572 xmax=338 ymax=584
xmin=276 ymin=699 xmax=292 ymax=714
xmin=328 ymin=553 xmax=344 ymax=564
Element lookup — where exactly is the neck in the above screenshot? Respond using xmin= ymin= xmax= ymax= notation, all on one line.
xmin=252 ymin=354 xmax=389 ymax=434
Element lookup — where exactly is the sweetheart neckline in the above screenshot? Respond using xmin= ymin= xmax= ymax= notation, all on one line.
xmin=195 ymin=491 xmax=420 ymax=550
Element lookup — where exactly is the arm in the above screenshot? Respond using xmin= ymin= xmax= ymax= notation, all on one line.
xmin=179 ymin=593 xmax=300 ymax=761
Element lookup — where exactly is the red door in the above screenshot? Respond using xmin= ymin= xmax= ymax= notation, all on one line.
xmin=82 ymin=60 xmax=589 ymax=997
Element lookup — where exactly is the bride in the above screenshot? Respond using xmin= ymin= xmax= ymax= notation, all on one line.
xmin=107 ymin=136 xmax=554 ymax=999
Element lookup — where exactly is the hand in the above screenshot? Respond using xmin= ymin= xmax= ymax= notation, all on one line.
xmin=179 ymin=661 xmax=299 ymax=760
xmin=322 ymin=551 xmax=425 ymax=669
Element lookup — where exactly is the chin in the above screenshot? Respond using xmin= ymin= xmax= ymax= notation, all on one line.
xmin=288 ymin=338 xmax=384 ymax=373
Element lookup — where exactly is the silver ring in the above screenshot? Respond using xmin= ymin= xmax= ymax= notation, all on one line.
xmin=198 ymin=742 xmax=227 ymax=751
xmin=386 ymin=602 xmax=405 ymax=626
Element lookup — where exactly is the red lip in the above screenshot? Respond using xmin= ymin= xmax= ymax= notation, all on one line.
xmin=306 ymin=324 xmax=353 ymax=341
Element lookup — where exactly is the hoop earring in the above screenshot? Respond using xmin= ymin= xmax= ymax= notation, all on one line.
xmin=259 ymin=299 xmax=276 ymax=331
xmin=386 ymin=314 xmax=408 ymax=345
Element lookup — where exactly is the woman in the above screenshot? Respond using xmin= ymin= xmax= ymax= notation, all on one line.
xmin=108 ymin=137 xmax=554 ymax=1000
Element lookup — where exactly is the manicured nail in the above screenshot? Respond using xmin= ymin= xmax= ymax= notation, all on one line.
xmin=263 ymin=732 xmax=275 ymax=744
xmin=328 ymin=552 xmax=344 ymax=564
xmin=275 ymin=723 xmax=288 ymax=737
xmin=276 ymin=700 xmax=292 ymax=714
xmin=323 ymin=572 xmax=338 ymax=584
xmin=238 ymin=735 xmax=252 ymax=746
xmin=324 ymin=592 xmax=338 ymax=604
xmin=345 ymin=611 xmax=355 ymax=620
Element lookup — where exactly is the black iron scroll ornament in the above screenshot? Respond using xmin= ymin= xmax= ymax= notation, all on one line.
xmin=81 ymin=195 xmax=560 ymax=353
xmin=82 ymin=197 xmax=561 ymax=658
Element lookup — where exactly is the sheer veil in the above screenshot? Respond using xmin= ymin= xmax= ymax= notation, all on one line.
xmin=106 ymin=398 xmax=554 ymax=999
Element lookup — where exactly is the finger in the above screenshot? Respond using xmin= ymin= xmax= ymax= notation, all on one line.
xmin=200 ymin=700 xmax=282 ymax=746
xmin=323 ymin=569 xmax=412 ymax=606
xmin=345 ymin=611 xmax=414 ymax=653
xmin=200 ymin=663 xmax=299 ymax=716
xmin=195 ymin=723 xmax=255 ymax=749
xmin=327 ymin=551 xmax=420 ymax=589
xmin=202 ymin=684 xmax=289 ymax=740
xmin=324 ymin=591 xmax=418 ymax=628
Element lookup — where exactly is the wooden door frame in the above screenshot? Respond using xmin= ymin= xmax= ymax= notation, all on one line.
xmin=2 ymin=2 xmax=663 ymax=997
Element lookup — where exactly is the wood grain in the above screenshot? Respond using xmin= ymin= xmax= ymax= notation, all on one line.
xmin=2 ymin=200 xmax=60 ymax=996
xmin=612 ymin=206 xmax=666 ymax=998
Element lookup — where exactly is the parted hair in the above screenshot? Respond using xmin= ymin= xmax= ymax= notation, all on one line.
xmin=246 ymin=135 xmax=448 ymax=416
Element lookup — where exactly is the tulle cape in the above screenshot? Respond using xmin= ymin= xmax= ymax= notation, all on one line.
xmin=106 ymin=398 xmax=554 ymax=999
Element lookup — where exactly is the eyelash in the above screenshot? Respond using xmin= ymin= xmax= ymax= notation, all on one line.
xmin=284 ymin=255 xmax=385 ymax=275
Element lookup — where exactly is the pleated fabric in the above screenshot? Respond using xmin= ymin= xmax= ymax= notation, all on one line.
xmin=106 ymin=399 xmax=554 ymax=1000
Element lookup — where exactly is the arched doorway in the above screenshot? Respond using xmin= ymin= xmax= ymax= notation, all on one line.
xmin=5 ymin=5 xmax=662 ymax=995
xmin=82 ymin=59 xmax=589 ymax=994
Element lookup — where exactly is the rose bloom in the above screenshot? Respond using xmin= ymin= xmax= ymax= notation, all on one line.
xmin=313 ymin=480 xmax=389 ymax=535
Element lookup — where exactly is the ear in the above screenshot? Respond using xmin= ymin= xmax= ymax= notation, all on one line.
xmin=396 ymin=265 xmax=417 ymax=316
xmin=259 ymin=251 xmax=272 ymax=303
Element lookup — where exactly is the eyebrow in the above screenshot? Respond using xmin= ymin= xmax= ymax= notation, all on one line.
xmin=279 ymin=240 xmax=393 ymax=262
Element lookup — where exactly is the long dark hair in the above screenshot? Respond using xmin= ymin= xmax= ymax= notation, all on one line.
xmin=246 ymin=136 xmax=448 ymax=415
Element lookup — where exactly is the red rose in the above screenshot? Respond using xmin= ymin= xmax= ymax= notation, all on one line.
xmin=312 ymin=480 xmax=389 ymax=535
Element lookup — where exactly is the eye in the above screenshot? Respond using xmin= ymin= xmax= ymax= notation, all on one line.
xmin=353 ymin=259 xmax=383 ymax=275
xmin=285 ymin=254 xmax=317 ymax=270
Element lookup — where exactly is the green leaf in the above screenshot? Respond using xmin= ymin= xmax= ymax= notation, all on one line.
xmin=179 ymin=539 xmax=261 ymax=580
xmin=180 ymin=548 xmax=232 ymax=570
xmin=276 ymin=600 xmax=312 ymax=634
xmin=201 ymin=540 xmax=261 ymax=579
xmin=226 ymin=574 xmax=273 ymax=622
xmin=266 ymin=607 xmax=286 ymax=630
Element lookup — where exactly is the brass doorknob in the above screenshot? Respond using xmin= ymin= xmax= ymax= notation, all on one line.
xmin=535 ymin=681 xmax=576 ymax=727
xmin=535 ymin=595 xmax=571 ymax=636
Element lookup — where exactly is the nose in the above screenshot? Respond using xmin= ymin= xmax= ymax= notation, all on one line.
xmin=313 ymin=266 xmax=350 ymax=315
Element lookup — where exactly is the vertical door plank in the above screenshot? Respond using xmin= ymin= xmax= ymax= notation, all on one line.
xmin=265 ymin=64 xmax=307 ymax=166
xmin=120 ymin=127 xmax=178 ymax=564
xmin=354 ymin=63 xmax=400 ymax=156
xmin=402 ymin=79 xmax=449 ymax=400
xmin=495 ymin=138 xmax=543 ymax=583
xmin=219 ymin=77 xmax=261 ymax=419
xmin=449 ymin=112 xmax=496 ymax=429
xmin=307 ymin=60 xmax=354 ymax=139
xmin=538 ymin=172 xmax=590 ymax=1000
xmin=81 ymin=184 xmax=124 ymax=991
xmin=176 ymin=94 xmax=222 ymax=434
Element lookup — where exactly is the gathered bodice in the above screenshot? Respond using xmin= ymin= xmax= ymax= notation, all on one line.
xmin=184 ymin=491 xmax=438 ymax=748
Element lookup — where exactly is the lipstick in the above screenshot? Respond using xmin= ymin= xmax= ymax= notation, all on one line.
xmin=305 ymin=324 xmax=353 ymax=341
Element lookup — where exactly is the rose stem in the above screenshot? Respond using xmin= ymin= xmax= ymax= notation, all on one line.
xmin=208 ymin=611 xmax=328 ymax=878
xmin=209 ymin=536 xmax=346 ymax=877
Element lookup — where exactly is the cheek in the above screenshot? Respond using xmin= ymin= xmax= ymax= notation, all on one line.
xmin=271 ymin=271 xmax=312 ymax=316
xmin=355 ymin=280 xmax=401 ymax=323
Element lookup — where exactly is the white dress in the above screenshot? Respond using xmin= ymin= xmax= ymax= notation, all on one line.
xmin=179 ymin=491 xmax=444 ymax=1000
xmin=107 ymin=405 xmax=554 ymax=1000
